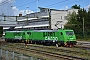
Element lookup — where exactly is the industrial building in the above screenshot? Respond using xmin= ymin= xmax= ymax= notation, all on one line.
xmin=15 ymin=7 xmax=78 ymax=29
xmin=2 ymin=7 xmax=78 ymax=35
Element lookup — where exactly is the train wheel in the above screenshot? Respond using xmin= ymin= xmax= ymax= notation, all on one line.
xmin=69 ymin=44 xmax=73 ymax=47
xmin=5 ymin=39 xmax=7 ymax=42
xmin=64 ymin=43 xmax=67 ymax=47
xmin=30 ymin=41 xmax=32 ymax=44
xmin=28 ymin=40 xmax=29 ymax=44
xmin=22 ymin=40 xmax=24 ymax=43
xmin=57 ymin=42 xmax=60 ymax=47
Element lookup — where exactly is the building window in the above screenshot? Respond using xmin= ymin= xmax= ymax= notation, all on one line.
xmin=61 ymin=16 xmax=62 ymax=20
xmin=64 ymin=16 xmax=68 ymax=20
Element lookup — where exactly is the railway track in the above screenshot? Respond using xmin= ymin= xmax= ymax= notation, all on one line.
xmin=25 ymin=44 xmax=90 ymax=60
xmin=0 ymin=40 xmax=90 ymax=60
xmin=20 ymin=48 xmax=86 ymax=60
xmin=3 ymin=45 xmax=86 ymax=60
xmin=1 ymin=43 xmax=90 ymax=60
xmin=75 ymin=41 xmax=90 ymax=50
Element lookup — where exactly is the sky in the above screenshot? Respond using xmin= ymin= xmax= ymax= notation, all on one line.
xmin=0 ymin=0 xmax=90 ymax=16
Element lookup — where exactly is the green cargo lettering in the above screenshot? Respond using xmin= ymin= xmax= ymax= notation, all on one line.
xmin=45 ymin=36 xmax=58 ymax=40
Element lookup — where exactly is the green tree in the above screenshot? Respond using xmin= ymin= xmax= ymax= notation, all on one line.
xmin=65 ymin=11 xmax=82 ymax=38
xmin=85 ymin=7 xmax=90 ymax=36
xmin=71 ymin=4 xmax=80 ymax=9
xmin=65 ymin=6 xmax=90 ymax=38
xmin=67 ymin=11 xmax=78 ymax=24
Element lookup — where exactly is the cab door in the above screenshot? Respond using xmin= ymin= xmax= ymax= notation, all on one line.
xmin=22 ymin=32 xmax=26 ymax=42
xmin=26 ymin=31 xmax=32 ymax=44
xmin=59 ymin=32 xmax=64 ymax=41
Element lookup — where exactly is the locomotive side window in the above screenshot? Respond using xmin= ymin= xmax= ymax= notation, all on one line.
xmin=61 ymin=32 xmax=63 ymax=35
xmin=27 ymin=32 xmax=31 ymax=35
xmin=43 ymin=32 xmax=45 ymax=37
xmin=23 ymin=32 xmax=25 ymax=35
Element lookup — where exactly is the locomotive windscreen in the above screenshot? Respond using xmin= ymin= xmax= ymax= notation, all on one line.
xmin=66 ymin=31 xmax=74 ymax=35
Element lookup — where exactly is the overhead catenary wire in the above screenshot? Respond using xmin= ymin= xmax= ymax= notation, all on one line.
xmin=7 ymin=0 xmax=69 ymax=12
xmin=0 ymin=0 xmax=14 ymax=16
xmin=26 ymin=0 xmax=83 ymax=12
xmin=0 ymin=0 xmax=83 ymax=17
xmin=45 ymin=0 xmax=69 ymax=7
xmin=50 ymin=0 xmax=83 ymax=8
xmin=0 ymin=0 xmax=82 ymax=16
xmin=14 ymin=0 xmax=83 ymax=16
xmin=0 ymin=0 xmax=83 ymax=13
xmin=0 ymin=0 xmax=83 ymax=22
xmin=17 ymin=0 xmax=38 ymax=8
xmin=0 ymin=0 xmax=38 ymax=16
xmin=31 ymin=0 xmax=69 ymax=12
xmin=0 ymin=0 xmax=12 ymax=6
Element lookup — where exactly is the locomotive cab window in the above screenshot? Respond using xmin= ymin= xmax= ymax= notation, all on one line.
xmin=66 ymin=31 xmax=74 ymax=35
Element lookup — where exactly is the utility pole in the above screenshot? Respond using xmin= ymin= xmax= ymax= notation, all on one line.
xmin=37 ymin=0 xmax=39 ymax=12
xmin=26 ymin=6 xmax=29 ymax=25
xmin=49 ymin=9 xmax=51 ymax=29
xmin=36 ymin=0 xmax=39 ymax=18
xmin=4 ymin=16 xmax=6 ymax=21
xmin=83 ymin=17 xmax=84 ymax=38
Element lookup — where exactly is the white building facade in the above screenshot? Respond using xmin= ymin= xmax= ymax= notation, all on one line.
xmin=15 ymin=7 xmax=78 ymax=30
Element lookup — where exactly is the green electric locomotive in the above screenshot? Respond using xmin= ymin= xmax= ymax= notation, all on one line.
xmin=5 ymin=30 xmax=31 ymax=43
xmin=27 ymin=29 xmax=76 ymax=47
xmin=5 ymin=29 xmax=76 ymax=47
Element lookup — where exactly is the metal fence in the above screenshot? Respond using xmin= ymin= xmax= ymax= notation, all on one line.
xmin=0 ymin=49 xmax=42 ymax=60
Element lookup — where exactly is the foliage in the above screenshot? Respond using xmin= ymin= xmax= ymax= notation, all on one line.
xmin=67 ymin=11 xmax=78 ymax=24
xmin=65 ymin=5 xmax=90 ymax=39
xmin=71 ymin=4 xmax=80 ymax=9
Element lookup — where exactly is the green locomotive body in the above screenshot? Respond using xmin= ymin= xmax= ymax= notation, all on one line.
xmin=5 ymin=31 xmax=23 ymax=42
xmin=5 ymin=29 xmax=76 ymax=46
xmin=27 ymin=29 xmax=76 ymax=46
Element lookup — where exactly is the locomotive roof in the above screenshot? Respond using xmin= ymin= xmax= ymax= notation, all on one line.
xmin=6 ymin=31 xmax=23 ymax=32
xmin=33 ymin=30 xmax=58 ymax=32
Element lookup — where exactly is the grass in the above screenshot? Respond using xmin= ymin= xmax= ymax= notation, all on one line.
xmin=77 ymin=38 xmax=90 ymax=42
xmin=1 ymin=43 xmax=90 ymax=60
xmin=1 ymin=41 xmax=90 ymax=60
